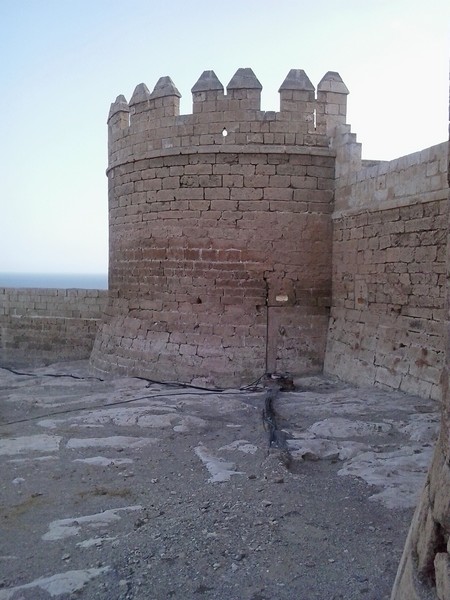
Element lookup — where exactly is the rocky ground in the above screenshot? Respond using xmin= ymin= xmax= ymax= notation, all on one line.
xmin=0 ymin=361 xmax=440 ymax=599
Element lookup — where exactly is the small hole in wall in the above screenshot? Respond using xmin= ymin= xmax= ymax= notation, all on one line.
xmin=222 ymin=127 xmax=228 ymax=137
xmin=196 ymin=297 xmax=202 ymax=304
xmin=313 ymin=108 xmax=317 ymax=130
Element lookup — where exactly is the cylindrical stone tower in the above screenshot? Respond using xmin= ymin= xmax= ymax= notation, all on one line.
xmin=90 ymin=68 xmax=349 ymax=387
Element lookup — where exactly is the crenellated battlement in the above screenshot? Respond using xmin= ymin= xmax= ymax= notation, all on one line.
xmin=107 ymin=68 xmax=350 ymax=170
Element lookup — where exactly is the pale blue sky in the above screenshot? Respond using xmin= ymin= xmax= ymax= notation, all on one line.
xmin=0 ymin=0 xmax=448 ymax=275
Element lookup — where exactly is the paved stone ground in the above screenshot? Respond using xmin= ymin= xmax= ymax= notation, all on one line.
xmin=0 ymin=361 xmax=440 ymax=600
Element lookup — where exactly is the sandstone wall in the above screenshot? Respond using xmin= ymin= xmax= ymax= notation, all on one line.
xmin=0 ymin=288 xmax=108 ymax=366
xmin=325 ymin=142 xmax=449 ymax=400
xmin=91 ymin=69 xmax=347 ymax=387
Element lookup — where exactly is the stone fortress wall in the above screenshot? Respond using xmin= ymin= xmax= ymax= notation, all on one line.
xmin=326 ymin=141 xmax=448 ymax=401
xmin=388 ymin=88 xmax=450 ymax=600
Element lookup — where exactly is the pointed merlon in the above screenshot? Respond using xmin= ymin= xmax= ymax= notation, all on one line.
xmin=191 ymin=70 xmax=224 ymax=93
xmin=227 ymin=68 xmax=262 ymax=90
xmin=108 ymin=95 xmax=129 ymax=120
xmin=129 ymin=83 xmax=152 ymax=106
xmin=150 ymin=76 xmax=182 ymax=99
xmin=317 ymin=72 xmax=349 ymax=94
xmin=279 ymin=69 xmax=315 ymax=92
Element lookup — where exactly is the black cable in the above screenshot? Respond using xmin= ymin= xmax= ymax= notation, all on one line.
xmin=0 ymin=390 xmax=200 ymax=426
xmin=134 ymin=375 xmax=227 ymax=393
xmin=0 ymin=366 xmax=265 ymax=393
xmin=135 ymin=371 xmax=267 ymax=393
xmin=240 ymin=373 xmax=266 ymax=391
xmin=0 ymin=366 xmax=104 ymax=382
xmin=0 ymin=364 xmax=269 ymax=427
xmin=0 ymin=384 xmax=265 ymax=427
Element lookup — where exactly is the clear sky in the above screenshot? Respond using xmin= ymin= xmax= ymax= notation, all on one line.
xmin=0 ymin=0 xmax=448 ymax=275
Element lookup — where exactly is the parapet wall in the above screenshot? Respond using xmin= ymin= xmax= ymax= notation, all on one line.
xmin=324 ymin=142 xmax=449 ymax=400
xmin=0 ymin=288 xmax=108 ymax=366
xmin=91 ymin=68 xmax=346 ymax=386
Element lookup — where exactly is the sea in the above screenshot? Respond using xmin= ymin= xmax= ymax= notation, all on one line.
xmin=0 ymin=273 xmax=108 ymax=289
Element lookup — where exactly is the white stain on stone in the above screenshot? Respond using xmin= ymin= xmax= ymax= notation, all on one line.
xmin=135 ymin=413 xmax=177 ymax=427
xmin=66 ymin=436 xmax=157 ymax=450
xmin=338 ymin=446 xmax=433 ymax=509
xmin=288 ymin=438 xmax=366 ymax=461
xmin=9 ymin=455 xmax=58 ymax=463
xmin=39 ymin=419 xmax=104 ymax=429
xmin=173 ymin=415 xmax=207 ymax=432
xmin=73 ymin=456 xmax=133 ymax=466
xmin=38 ymin=404 xmax=208 ymax=433
xmin=43 ymin=506 xmax=143 ymax=541
xmin=194 ymin=444 xmax=244 ymax=483
xmin=0 ymin=435 xmax=61 ymax=456
xmin=219 ymin=440 xmax=258 ymax=455
xmin=76 ymin=536 xmax=117 ymax=548
xmin=308 ymin=417 xmax=392 ymax=438
xmin=398 ymin=413 xmax=440 ymax=442
xmin=37 ymin=419 xmax=59 ymax=429
xmin=38 ymin=404 xmax=176 ymax=427
xmin=0 ymin=567 xmax=110 ymax=599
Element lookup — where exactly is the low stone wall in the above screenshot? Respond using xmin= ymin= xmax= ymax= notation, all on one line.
xmin=0 ymin=288 xmax=108 ymax=366
xmin=325 ymin=142 xmax=449 ymax=400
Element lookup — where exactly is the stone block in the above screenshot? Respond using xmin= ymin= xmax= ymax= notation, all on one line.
xmin=263 ymin=187 xmax=293 ymax=201
xmin=223 ymin=174 xmax=244 ymax=187
xmin=230 ymin=187 xmax=263 ymax=201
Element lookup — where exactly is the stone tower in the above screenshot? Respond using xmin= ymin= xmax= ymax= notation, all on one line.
xmin=90 ymin=68 xmax=350 ymax=387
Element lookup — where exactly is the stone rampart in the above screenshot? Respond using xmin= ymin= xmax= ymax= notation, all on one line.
xmin=0 ymin=288 xmax=108 ymax=366
xmin=91 ymin=69 xmax=348 ymax=386
xmin=324 ymin=142 xmax=448 ymax=400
